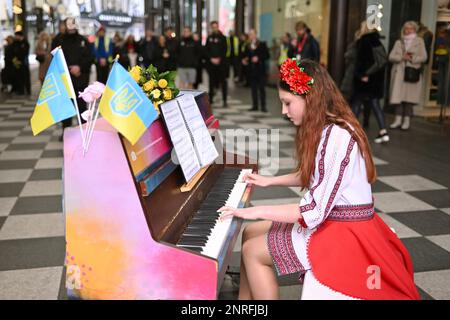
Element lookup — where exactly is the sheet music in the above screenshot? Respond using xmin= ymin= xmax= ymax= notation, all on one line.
xmin=160 ymin=99 xmax=201 ymax=182
xmin=177 ymin=94 xmax=219 ymax=167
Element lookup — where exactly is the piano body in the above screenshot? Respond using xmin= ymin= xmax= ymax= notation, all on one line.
xmin=63 ymin=91 xmax=257 ymax=299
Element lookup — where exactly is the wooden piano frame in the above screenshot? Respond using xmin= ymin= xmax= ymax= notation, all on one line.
xmin=63 ymin=92 xmax=257 ymax=299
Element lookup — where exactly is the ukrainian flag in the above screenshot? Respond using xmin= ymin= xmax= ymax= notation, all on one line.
xmin=99 ymin=61 xmax=158 ymax=145
xmin=30 ymin=48 xmax=77 ymax=136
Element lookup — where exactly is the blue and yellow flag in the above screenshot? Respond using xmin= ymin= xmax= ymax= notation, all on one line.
xmin=31 ymin=48 xmax=76 ymax=136
xmin=99 ymin=61 xmax=158 ymax=145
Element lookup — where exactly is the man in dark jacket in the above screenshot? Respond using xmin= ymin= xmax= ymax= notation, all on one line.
xmin=51 ymin=21 xmax=66 ymax=52
xmin=139 ymin=30 xmax=157 ymax=67
xmin=288 ymin=21 xmax=320 ymax=62
xmin=10 ymin=31 xmax=30 ymax=95
xmin=164 ymin=27 xmax=179 ymax=68
xmin=178 ymin=27 xmax=200 ymax=89
xmin=193 ymin=33 xmax=204 ymax=89
xmin=243 ymin=29 xmax=270 ymax=112
xmin=205 ymin=21 xmax=228 ymax=107
xmin=53 ymin=18 xmax=94 ymax=137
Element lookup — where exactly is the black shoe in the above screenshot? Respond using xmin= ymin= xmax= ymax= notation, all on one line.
xmin=374 ymin=133 xmax=390 ymax=144
xmin=249 ymin=107 xmax=258 ymax=112
xmin=223 ymin=102 xmax=228 ymax=108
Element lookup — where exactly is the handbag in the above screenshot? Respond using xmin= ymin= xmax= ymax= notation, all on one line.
xmin=401 ymin=41 xmax=421 ymax=83
xmin=36 ymin=54 xmax=45 ymax=63
xmin=404 ymin=65 xmax=421 ymax=83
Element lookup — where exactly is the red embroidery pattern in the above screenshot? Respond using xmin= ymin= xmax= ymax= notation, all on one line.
xmin=267 ymin=222 xmax=305 ymax=276
xmin=327 ymin=202 xmax=374 ymax=222
xmin=299 ymin=125 xmax=334 ymax=215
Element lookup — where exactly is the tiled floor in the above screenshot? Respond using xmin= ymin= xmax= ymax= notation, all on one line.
xmin=0 ymin=78 xmax=450 ymax=300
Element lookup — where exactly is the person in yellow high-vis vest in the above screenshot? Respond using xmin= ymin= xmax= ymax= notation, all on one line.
xmin=227 ymin=30 xmax=240 ymax=82
xmin=239 ymin=33 xmax=250 ymax=86
xmin=278 ymin=32 xmax=292 ymax=67
xmin=92 ymin=26 xmax=114 ymax=84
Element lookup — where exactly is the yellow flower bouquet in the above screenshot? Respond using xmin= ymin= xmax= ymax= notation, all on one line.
xmin=128 ymin=65 xmax=179 ymax=115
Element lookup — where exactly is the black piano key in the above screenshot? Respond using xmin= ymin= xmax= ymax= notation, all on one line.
xmin=183 ymin=234 xmax=209 ymax=240
xmin=186 ymin=225 xmax=213 ymax=230
xmin=192 ymin=217 xmax=218 ymax=222
xmin=178 ymin=240 xmax=207 ymax=246
xmin=178 ymin=245 xmax=203 ymax=252
xmin=185 ymin=228 xmax=212 ymax=235
xmin=185 ymin=225 xmax=212 ymax=230
xmin=196 ymin=213 xmax=219 ymax=218
xmin=179 ymin=241 xmax=207 ymax=247
xmin=183 ymin=234 xmax=210 ymax=240
xmin=184 ymin=232 xmax=211 ymax=237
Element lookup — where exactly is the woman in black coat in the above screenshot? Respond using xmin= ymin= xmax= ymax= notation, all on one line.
xmin=154 ymin=35 xmax=177 ymax=73
xmin=341 ymin=32 xmax=371 ymax=128
xmin=351 ymin=25 xmax=389 ymax=144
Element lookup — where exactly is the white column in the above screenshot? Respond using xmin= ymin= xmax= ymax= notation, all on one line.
xmin=420 ymin=0 xmax=438 ymax=112
xmin=421 ymin=0 xmax=438 ymax=28
xmin=367 ymin=0 xmax=392 ymax=50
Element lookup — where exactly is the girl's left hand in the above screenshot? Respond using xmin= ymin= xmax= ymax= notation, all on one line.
xmin=218 ymin=206 xmax=261 ymax=221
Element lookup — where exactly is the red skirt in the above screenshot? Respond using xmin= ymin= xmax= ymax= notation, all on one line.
xmin=308 ymin=213 xmax=421 ymax=300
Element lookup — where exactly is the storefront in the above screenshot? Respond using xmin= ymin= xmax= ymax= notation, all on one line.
xmin=255 ymin=0 xmax=331 ymax=65
xmin=421 ymin=0 xmax=450 ymax=117
xmin=254 ymin=0 xmax=331 ymax=85
xmin=373 ymin=0 xmax=450 ymax=117
xmin=0 ymin=0 xmax=13 ymax=46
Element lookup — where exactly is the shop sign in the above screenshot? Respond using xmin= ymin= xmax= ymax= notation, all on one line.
xmin=97 ymin=11 xmax=133 ymax=27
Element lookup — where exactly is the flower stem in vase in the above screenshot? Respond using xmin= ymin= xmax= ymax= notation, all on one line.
xmin=84 ymin=100 xmax=101 ymax=155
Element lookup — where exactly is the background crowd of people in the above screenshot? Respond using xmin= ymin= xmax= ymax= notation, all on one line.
xmin=0 ymin=17 xmax=436 ymax=141
xmin=341 ymin=20 xmax=432 ymax=143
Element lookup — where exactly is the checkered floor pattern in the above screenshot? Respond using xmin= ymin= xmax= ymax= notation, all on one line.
xmin=0 ymin=93 xmax=450 ymax=300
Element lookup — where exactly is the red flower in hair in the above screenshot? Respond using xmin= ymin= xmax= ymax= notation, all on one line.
xmin=280 ymin=58 xmax=314 ymax=95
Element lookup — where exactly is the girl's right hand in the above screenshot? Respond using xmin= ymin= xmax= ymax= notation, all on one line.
xmin=243 ymin=173 xmax=272 ymax=188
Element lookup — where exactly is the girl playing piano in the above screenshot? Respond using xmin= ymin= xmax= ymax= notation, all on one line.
xmin=218 ymin=59 xmax=420 ymax=300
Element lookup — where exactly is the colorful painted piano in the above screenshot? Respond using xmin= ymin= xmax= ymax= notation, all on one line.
xmin=63 ymin=91 xmax=257 ymax=299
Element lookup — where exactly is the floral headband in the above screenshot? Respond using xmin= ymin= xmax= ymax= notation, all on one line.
xmin=280 ymin=58 xmax=314 ymax=95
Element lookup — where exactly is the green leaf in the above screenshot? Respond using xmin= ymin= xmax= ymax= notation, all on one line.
xmin=166 ymin=71 xmax=177 ymax=81
xmin=159 ymin=71 xmax=170 ymax=79
xmin=146 ymin=64 xmax=158 ymax=76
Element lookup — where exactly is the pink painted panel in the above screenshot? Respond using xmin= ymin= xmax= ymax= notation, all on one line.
xmin=64 ymin=120 xmax=218 ymax=299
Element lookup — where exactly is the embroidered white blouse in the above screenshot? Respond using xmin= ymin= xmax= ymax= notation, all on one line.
xmin=292 ymin=124 xmax=373 ymax=272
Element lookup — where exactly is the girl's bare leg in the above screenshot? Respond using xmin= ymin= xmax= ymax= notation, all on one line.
xmin=241 ymin=233 xmax=279 ymax=300
xmin=238 ymin=221 xmax=273 ymax=300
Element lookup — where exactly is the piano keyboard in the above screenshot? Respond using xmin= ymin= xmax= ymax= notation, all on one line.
xmin=177 ymin=168 xmax=253 ymax=259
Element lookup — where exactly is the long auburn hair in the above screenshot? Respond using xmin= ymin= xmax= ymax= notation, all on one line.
xmin=280 ymin=59 xmax=377 ymax=189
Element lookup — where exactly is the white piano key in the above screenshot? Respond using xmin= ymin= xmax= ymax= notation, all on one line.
xmin=201 ymin=170 xmax=250 ymax=259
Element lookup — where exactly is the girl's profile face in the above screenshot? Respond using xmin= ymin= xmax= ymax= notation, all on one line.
xmin=279 ymin=89 xmax=306 ymax=126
